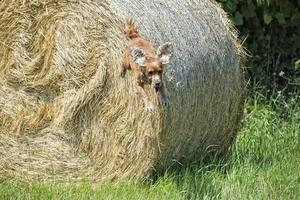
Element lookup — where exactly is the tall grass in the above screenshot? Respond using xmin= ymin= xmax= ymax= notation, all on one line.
xmin=0 ymin=89 xmax=299 ymax=200
xmin=176 ymin=87 xmax=300 ymax=199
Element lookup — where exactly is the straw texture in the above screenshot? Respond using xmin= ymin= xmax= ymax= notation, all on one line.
xmin=0 ymin=0 xmax=245 ymax=181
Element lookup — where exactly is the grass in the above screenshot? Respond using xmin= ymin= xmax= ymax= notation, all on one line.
xmin=0 ymin=89 xmax=299 ymax=200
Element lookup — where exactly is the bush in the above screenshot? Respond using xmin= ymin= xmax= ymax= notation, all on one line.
xmin=217 ymin=0 xmax=300 ymax=90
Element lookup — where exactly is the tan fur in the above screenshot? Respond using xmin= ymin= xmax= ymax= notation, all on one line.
xmin=125 ymin=18 xmax=139 ymax=39
xmin=122 ymin=20 xmax=169 ymax=112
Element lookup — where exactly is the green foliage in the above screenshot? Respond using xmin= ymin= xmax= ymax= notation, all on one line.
xmin=1 ymin=90 xmax=299 ymax=199
xmin=295 ymin=59 xmax=300 ymax=70
xmin=218 ymin=0 xmax=300 ymax=90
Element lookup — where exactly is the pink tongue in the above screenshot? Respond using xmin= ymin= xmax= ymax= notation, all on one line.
xmin=155 ymin=87 xmax=160 ymax=93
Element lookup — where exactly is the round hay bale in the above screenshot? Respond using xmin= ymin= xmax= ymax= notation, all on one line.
xmin=0 ymin=0 xmax=245 ymax=181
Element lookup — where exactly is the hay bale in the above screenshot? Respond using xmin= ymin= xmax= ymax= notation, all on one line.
xmin=0 ymin=0 xmax=245 ymax=181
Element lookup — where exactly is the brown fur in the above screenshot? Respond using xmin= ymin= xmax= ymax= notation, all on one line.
xmin=122 ymin=19 xmax=171 ymax=112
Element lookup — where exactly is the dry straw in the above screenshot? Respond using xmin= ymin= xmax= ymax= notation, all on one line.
xmin=0 ymin=0 xmax=245 ymax=182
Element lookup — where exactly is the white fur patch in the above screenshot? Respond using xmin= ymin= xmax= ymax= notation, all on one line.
xmin=157 ymin=42 xmax=172 ymax=64
xmin=131 ymin=48 xmax=146 ymax=66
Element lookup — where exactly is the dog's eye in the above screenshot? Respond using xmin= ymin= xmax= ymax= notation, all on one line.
xmin=158 ymin=70 xmax=162 ymax=74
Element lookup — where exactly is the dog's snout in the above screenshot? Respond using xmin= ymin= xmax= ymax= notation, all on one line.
xmin=155 ymin=82 xmax=161 ymax=88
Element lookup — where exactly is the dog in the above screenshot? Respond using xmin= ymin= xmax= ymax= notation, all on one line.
xmin=121 ymin=19 xmax=172 ymax=112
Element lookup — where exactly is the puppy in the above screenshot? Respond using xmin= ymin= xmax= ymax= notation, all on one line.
xmin=121 ymin=19 xmax=172 ymax=112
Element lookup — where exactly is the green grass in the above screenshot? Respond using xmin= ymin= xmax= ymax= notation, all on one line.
xmin=1 ymin=90 xmax=299 ymax=200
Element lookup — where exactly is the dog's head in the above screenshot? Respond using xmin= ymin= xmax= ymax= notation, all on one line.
xmin=131 ymin=42 xmax=172 ymax=92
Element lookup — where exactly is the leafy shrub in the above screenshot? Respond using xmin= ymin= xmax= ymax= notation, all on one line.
xmin=217 ymin=0 xmax=300 ymax=90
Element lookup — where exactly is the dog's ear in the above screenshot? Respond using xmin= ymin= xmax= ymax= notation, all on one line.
xmin=157 ymin=42 xmax=172 ymax=65
xmin=131 ymin=48 xmax=146 ymax=67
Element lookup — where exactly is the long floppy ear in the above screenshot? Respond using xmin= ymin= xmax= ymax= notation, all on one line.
xmin=130 ymin=48 xmax=146 ymax=67
xmin=157 ymin=42 xmax=172 ymax=64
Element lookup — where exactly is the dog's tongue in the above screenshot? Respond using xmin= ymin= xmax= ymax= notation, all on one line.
xmin=155 ymin=87 xmax=160 ymax=93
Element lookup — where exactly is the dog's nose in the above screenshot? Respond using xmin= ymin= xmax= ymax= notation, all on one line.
xmin=155 ymin=83 xmax=161 ymax=88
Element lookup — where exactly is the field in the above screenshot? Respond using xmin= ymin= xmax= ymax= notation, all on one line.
xmin=0 ymin=88 xmax=299 ymax=200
